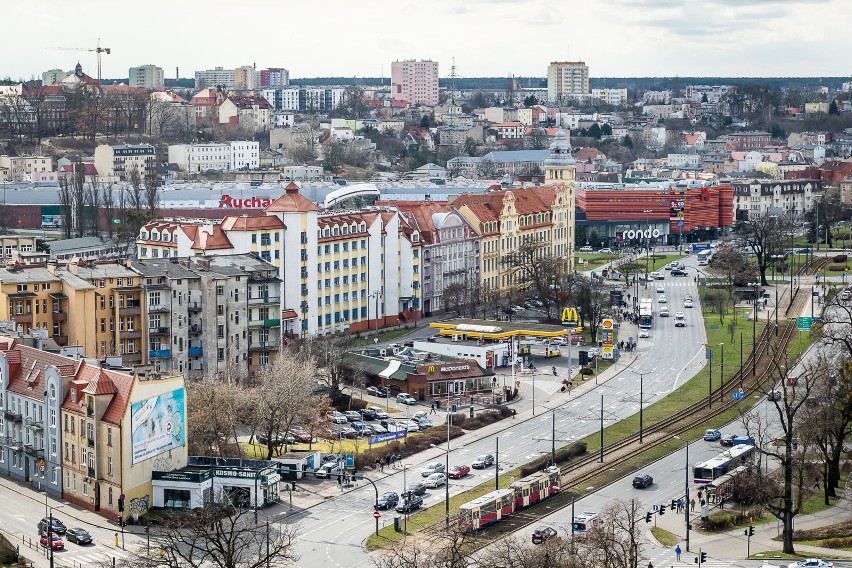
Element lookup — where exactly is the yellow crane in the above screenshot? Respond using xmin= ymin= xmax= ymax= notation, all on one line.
xmin=49 ymin=38 xmax=111 ymax=83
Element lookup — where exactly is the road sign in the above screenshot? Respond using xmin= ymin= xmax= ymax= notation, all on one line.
xmin=652 ymin=504 xmax=659 ymax=512
xmin=345 ymin=454 xmax=354 ymax=468
xmin=677 ymin=219 xmax=685 ymax=228
xmin=796 ymin=317 xmax=812 ymax=331
xmin=368 ymin=430 xmax=407 ymax=445
xmin=515 ymin=380 xmax=520 ymax=388
xmin=373 ymin=510 xmax=381 ymax=519
xmin=38 ymin=459 xmax=45 ymax=472
xmin=732 ymin=392 xmax=745 ymax=400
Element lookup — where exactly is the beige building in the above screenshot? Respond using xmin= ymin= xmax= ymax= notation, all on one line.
xmin=93 ymin=144 xmax=156 ymax=181
xmin=233 ymin=65 xmax=257 ymax=90
xmin=129 ymin=65 xmax=164 ymax=89
xmin=547 ymin=61 xmax=590 ymax=103
xmin=0 ymin=155 xmax=54 ymax=182
xmin=391 ymin=59 xmax=439 ymax=106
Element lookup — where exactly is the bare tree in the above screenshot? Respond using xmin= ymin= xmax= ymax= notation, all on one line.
xmin=101 ymin=182 xmax=116 ymax=238
xmin=185 ymin=374 xmax=248 ymax=458
xmin=737 ymin=213 xmax=792 ymax=286
xmin=85 ymin=178 xmax=102 ymax=236
xmin=584 ymin=499 xmax=646 ymax=568
xmin=502 ymin=240 xmax=565 ymax=320
xmin=58 ymin=173 xmax=74 ymax=239
xmin=570 ymin=274 xmax=613 ymax=341
xmin=442 ymin=282 xmax=468 ymax=316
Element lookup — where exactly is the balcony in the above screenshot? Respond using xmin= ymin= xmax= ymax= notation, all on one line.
xmin=189 ymin=324 xmax=202 ymax=335
xmin=188 ymin=346 xmax=203 ymax=356
xmin=249 ymin=272 xmax=278 ymax=282
xmin=149 ymin=326 xmax=170 ymax=336
xmin=24 ymin=445 xmax=43 ymax=458
xmin=52 ymin=334 xmax=68 ymax=346
xmin=4 ymin=410 xmax=22 ymax=422
xmin=7 ymin=439 xmax=23 ymax=451
xmin=12 ymin=313 xmax=32 ymax=324
xmin=123 ymin=352 xmax=143 ymax=364
xmin=188 ymin=302 xmax=202 ymax=313
xmin=248 ymin=295 xmax=281 ymax=306
xmin=119 ymin=330 xmax=143 ymax=339
xmin=249 ymin=340 xmax=280 ymax=351
xmin=25 ymin=417 xmax=43 ymax=430
xmin=149 ymin=349 xmax=172 ymax=358
xmin=51 ymin=310 xmax=68 ymax=322
xmin=264 ymin=318 xmax=281 ymax=327
xmin=148 ymin=304 xmax=171 ymax=314
xmin=87 ymin=437 xmax=94 ymax=448
xmin=119 ymin=302 xmax=141 ymax=316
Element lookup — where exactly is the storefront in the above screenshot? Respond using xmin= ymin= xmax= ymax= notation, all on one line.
xmin=151 ymin=468 xmax=213 ymax=510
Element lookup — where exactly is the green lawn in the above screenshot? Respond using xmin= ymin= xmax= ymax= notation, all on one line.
xmin=651 ymin=526 xmax=679 ymax=547
xmin=352 ymin=326 xmax=415 ymax=346
xmin=576 ymin=253 xmax=619 ymax=270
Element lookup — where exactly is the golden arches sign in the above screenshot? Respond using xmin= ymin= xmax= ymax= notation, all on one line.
xmin=561 ymin=307 xmax=579 ymax=325
xmin=427 ymin=365 xmax=436 ymax=373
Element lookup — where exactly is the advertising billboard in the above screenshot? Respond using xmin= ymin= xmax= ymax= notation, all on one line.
xmin=131 ymin=388 xmax=186 ymax=464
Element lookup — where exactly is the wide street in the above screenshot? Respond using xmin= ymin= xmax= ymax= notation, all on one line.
xmin=289 ymin=254 xmax=711 ymax=566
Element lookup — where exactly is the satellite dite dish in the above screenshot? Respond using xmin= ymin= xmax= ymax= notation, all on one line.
xmin=132 ymin=397 xmax=158 ymax=434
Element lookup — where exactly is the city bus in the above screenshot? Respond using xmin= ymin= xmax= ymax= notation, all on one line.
xmin=697 ymin=251 xmax=711 ymax=265
xmin=638 ymin=298 xmax=653 ymax=329
xmin=693 ymin=445 xmax=754 ymax=484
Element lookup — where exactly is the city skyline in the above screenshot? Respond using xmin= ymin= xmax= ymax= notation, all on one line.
xmin=5 ymin=0 xmax=851 ymax=82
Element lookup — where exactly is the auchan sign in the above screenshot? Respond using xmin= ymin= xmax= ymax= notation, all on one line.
xmin=218 ymin=195 xmax=273 ymax=209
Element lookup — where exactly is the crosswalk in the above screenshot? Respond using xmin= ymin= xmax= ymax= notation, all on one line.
xmin=54 ymin=546 xmax=129 ymax=568
xmin=645 ymin=548 xmax=741 ymax=567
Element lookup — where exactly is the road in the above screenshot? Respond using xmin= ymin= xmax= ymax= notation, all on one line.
xmin=290 ymin=256 xmax=710 ymax=565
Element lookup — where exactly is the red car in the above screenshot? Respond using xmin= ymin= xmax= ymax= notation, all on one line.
xmin=448 ymin=465 xmax=470 ymax=479
xmin=40 ymin=532 xmax=64 ymax=550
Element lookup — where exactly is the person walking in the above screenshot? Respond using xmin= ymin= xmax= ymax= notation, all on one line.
xmin=677 ymin=498 xmax=683 ymax=513
xmin=430 ymin=402 xmax=436 ymax=415
xmin=675 ymin=544 xmax=681 ymax=561
xmin=690 ymin=498 xmax=696 ymax=512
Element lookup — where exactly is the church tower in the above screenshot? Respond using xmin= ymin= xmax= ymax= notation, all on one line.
xmin=544 ymin=129 xmax=576 ymax=185
xmin=543 ymin=129 xmax=576 ymax=272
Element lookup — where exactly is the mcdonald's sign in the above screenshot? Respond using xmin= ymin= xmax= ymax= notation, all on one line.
xmin=561 ymin=307 xmax=579 ymax=326
xmin=427 ymin=365 xmax=436 ymax=373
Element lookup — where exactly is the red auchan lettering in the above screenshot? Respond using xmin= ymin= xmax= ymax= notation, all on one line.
xmin=218 ymin=194 xmax=273 ymax=209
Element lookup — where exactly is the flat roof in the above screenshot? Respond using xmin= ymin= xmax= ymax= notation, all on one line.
xmin=430 ymin=318 xmax=569 ymax=339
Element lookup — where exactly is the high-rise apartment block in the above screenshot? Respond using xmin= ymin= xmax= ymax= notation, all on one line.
xmin=233 ymin=65 xmax=257 ymax=90
xmin=41 ymin=68 xmax=68 ymax=86
xmin=259 ymin=68 xmax=289 ymax=88
xmin=547 ymin=61 xmax=590 ymax=103
xmin=391 ymin=59 xmax=439 ymax=106
xmin=129 ymin=64 xmax=165 ymax=89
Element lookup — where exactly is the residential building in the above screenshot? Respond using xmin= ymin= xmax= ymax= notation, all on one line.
xmin=590 ymin=88 xmax=628 ymax=106
xmin=168 ymin=143 xmax=231 ymax=173
xmin=0 ymin=236 xmax=38 ymax=262
xmin=840 ymin=178 xmax=852 ymax=205
xmin=93 ymin=144 xmax=155 ymax=181
xmin=233 ymin=65 xmax=257 ymax=91
xmin=547 ymin=61 xmax=590 ymax=103
xmin=59 ymin=357 xmax=186 ymax=521
xmin=453 ymin=130 xmax=576 ymax=291
xmin=492 ymin=122 xmax=525 ymax=140
xmin=259 ymin=68 xmax=289 ymax=88
xmin=194 ymin=67 xmax=235 ymax=89
xmin=0 ymin=155 xmax=53 ymax=182
xmin=730 ymin=179 xmax=823 ymax=222
xmin=391 ymin=59 xmax=439 ymax=106
xmin=218 ymin=96 xmax=272 ymax=132
xmin=189 ymin=88 xmax=222 ymax=123
xmin=727 ymin=131 xmax=771 ymax=151
xmin=128 ymin=65 xmax=164 ymax=89
xmin=42 ymin=69 xmax=68 ymax=86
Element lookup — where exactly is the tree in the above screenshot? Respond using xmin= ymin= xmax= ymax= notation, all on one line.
xmin=442 ymin=282 xmax=468 ymax=316
xmin=622 ymin=135 xmax=634 ymax=149
xmin=570 ymin=274 xmax=613 ymax=341
xmin=829 ymin=100 xmax=839 ymax=115
xmin=323 ymin=141 xmax=345 ymax=173
xmin=58 ymin=171 xmax=74 ymax=239
xmin=583 ymin=499 xmax=646 ymax=568
xmin=116 ymin=501 xmax=296 ymax=568
xmin=737 ymin=213 xmax=792 ymax=286
xmin=523 ymin=95 xmax=539 ymax=108
xmin=704 ymin=288 xmax=731 ymax=323
xmin=501 ymin=240 xmax=565 ymax=320
xmin=185 ymin=373 xmax=249 ymax=458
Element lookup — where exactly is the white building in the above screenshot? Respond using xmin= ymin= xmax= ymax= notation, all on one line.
xmin=230 ymin=141 xmax=259 ymax=170
xmin=547 ymin=61 xmax=590 ymax=103
xmin=167 ymin=143 xmax=231 ymax=173
xmin=194 ymin=67 xmax=235 ymax=89
xmin=129 ymin=64 xmax=164 ymax=89
xmin=93 ymin=144 xmax=155 ymax=181
xmin=41 ymin=68 xmax=68 ymax=86
xmin=591 ymin=88 xmax=628 ymax=106
xmin=731 ymin=179 xmax=823 ymax=222
xmin=666 ymin=154 xmax=702 ymax=168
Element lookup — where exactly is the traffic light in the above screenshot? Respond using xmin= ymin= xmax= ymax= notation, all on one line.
xmin=670 ymin=499 xmax=677 ymax=510
xmin=118 ymin=494 xmax=125 ymax=512
xmin=645 ymin=512 xmax=652 ymax=523
xmin=747 ymin=525 xmax=755 ymax=536
xmin=659 ymin=504 xmax=665 ymax=515
xmin=700 ymin=551 xmax=707 ymax=563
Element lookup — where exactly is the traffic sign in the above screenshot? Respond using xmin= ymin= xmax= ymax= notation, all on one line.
xmin=677 ymin=219 xmax=685 ymax=228
xmin=345 ymin=454 xmax=354 ymax=468
xmin=732 ymin=392 xmax=745 ymax=400
xmin=38 ymin=459 xmax=45 ymax=472
xmin=796 ymin=317 xmax=812 ymax=331
xmin=373 ymin=510 xmax=381 ymax=519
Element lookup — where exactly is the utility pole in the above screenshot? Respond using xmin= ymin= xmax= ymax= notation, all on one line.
xmin=551 ymin=409 xmax=556 ymax=465
xmin=639 ymin=373 xmax=644 ymax=443
xmin=719 ymin=343 xmax=724 ymax=403
xmin=599 ymin=394 xmax=604 ymax=463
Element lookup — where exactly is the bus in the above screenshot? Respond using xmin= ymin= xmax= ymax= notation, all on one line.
xmin=697 ymin=251 xmax=711 ymax=265
xmin=693 ymin=445 xmax=754 ymax=484
xmin=638 ymin=298 xmax=653 ymax=329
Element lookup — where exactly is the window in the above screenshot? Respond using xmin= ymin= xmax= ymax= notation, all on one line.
xmin=65 ymin=442 xmax=69 ymax=460
xmin=217 ymin=305 xmax=224 ymax=316
xmin=217 ymin=347 xmax=225 ymax=361
xmin=107 ymin=428 xmax=112 ymax=446
xmin=108 ymin=456 xmax=113 ymax=476
xmin=50 ymin=409 xmax=56 ymax=429
xmin=82 ymin=479 xmax=88 ymax=496
xmin=216 ymin=285 xmax=224 ymax=296
xmin=217 ymin=325 xmax=224 ymax=339
xmin=108 ymin=487 xmax=113 ymax=505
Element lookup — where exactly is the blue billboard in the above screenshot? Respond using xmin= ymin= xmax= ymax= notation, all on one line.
xmin=368 ymin=430 xmax=408 ymax=445
xmin=131 ymin=388 xmax=186 ymax=464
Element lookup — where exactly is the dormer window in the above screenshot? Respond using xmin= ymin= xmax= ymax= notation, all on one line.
xmin=332 ymin=227 xmax=339 ymax=237
xmin=151 ymin=232 xmax=159 ymax=240
xmin=162 ymin=232 xmax=170 ymax=242
xmin=342 ymin=226 xmax=348 ymax=235
xmin=140 ymin=231 xmax=148 ymax=239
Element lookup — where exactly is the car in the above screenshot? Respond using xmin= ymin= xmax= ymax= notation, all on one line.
xmin=448 ymin=465 xmax=470 ymax=479
xmin=366 ymin=386 xmax=388 ymax=397
xmin=288 ymin=426 xmax=312 ymax=443
xmin=703 ymin=429 xmax=721 ymax=441
xmin=663 ymin=263 xmax=673 ymax=271
xmin=587 ymin=347 xmax=600 ymax=358
xmin=376 ymin=492 xmax=399 ymax=510
xmin=257 ymin=432 xmax=296 ymax=446
xmin=367 ymin=423 xmax=388 ymax=434
xmin=367 ymin=406 xmax=389 ymax=419
xmin=632 ymin=474 xmax=654 ymax=489
xmin=660 ymin=307 xmax=670 ymax=317
xmin=649 ymin=271 xmax=662 ymax=280
xmin=416 ymin=417 xmax=433 ymax=428
xmin=405 ymin=482 xmax=427 ymax=496
xmin=338 ymin=425 xmax=359 ymax=439
xmin=412 ymin=410 xmax=428 ymax=421
xmin=684 ymin=299 xmax=694 ymax=308
xmin=768 ymin=390 xmax=782 ymax=401
xmin=598 ymin=248 xmax=614 ymax=254
xmin=531 ymin=526 xmax=558 ymax=544
xmin=397 ymin=393 xmax=417 ymax=405
xmin=343 ymin=411 xmax=362 ymax=422
xmin=40 ymin=532 xmax=64 ymax=550
xmin=656 ymin=285 xmax=665 ymax=293
xmin=720 ymin=434 xmax=738 ymax=447
xmin=512 ymin=305 xmax=525 ymax=313
xmin=315 ymin=462 xmax=343 ymax=479
xmin=671 ymin=268 xmax=688 ymax=276
xmin=471 ymin=454 xmax=495 ymax=469
xmin=38 ymin=518 xmax=66 ymax=536
xmin=797 ymin=248 xmax=812 ymax=254
xmin=685 ymin=294 xmax=693 ymax=301
xmin=788 ymin=560 xmax=833 ymax=568
xmin=658 ymin=295 xmax=667 ymax=303
xmin=578 ymin=245 xmax=594 ymax=252
xmin=350 ymin=421 xmax=371 ymax=436
xmin=638 ymin=329 xmax=649 ymax=338
xmin=403 ymin=420 xmax=421 ymax=432
xmin=396 ymin=494 xmax=424 ymax=513
xmin=327 ymin=412 xmax=347 ymax=424
xmin=675 ymin=312 xmax=686 ymax=327
xmin=425 ymin=473 xmax=447 ymax=488
xmin=550 ymin=337 xmax=568 ymax=346
xmin=421 ymin=463 xmax=446 ymax=477
xmin=65 ymin=528 xmax=92 ymax=545
xmin=359 ymin=408 xmax=377 ymax=421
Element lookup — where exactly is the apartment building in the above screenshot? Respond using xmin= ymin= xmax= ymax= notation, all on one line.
xmin=591 ymin=88 xmax=628 ymax=106
xmin=0 ymin=155 xmax=54 ymax=182
xmin=128 ymin=65 xmax=164 ymax=89
xmin=194 ymin=67 xmax=236 ymax=89
xmin=259 ymin=68 xmax=289 ymax=88
xmin=547 ymin=61 xmax=590 ymax=103
xmin=454 ymin=130 xmax=576 ymax=290
xmin=167 ymin=141 xmax=259 ymax=173
xmin=93 ymin=144 xmax=155 ymax=181
xmin=391 ymin=59 xmax=439 ymax=106
xmin=731 ymin=179 xmax=823 ymax=222
xmin=60 ymin=360 xmax=186 ymax=522
xmin=218 ymin=96 xmax=273 ymax=133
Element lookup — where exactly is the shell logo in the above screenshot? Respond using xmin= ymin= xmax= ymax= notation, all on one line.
xmin=601 ymin=319 xmax=614 ymax=330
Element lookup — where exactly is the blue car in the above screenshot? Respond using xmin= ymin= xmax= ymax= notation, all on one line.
xmin=703 ymin=429 xmax=721 ymax=442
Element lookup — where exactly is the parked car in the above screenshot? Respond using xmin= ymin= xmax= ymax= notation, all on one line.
xmin=598 ymin=248 xmax=614 ymax=254
xmin=257 ymin=432 xmax=296 ymax=446
xmin=40 ymin=532 xmax=64 ymax=551
xmin=38 ymin=518 xmax=66 ymax=536
xmin=315 ymin=462 xmax=343 ymax=479
xmin=337 ymin=425 xmax=359 ymax=439
xmin=405 ymin=482 xmax=427 ymax=496
xmin=327 ymin=412 xmax=347 ymax=424
xmin=65 ymin=528 xmax=92 ymax=545
xmin=551 ymin=337 xmax=568 ymax=346
xmin=471 ymin=454 xmax=495 ymax=469
xmin=671 ymin=268 xmax=688 ymax=276
xmin=531 ymin=526 xmax=558 ymax=544
xmin=412 ymin=411 xmax=428 ymax=421
xmin=421 ymin=463 xmax=446 ymax=477
xmin=365 ymin=386 xmax=385 ymax=397
xmin=787 ymin=560 xmax=833 ymax=568
xmin=350 ymin=421 xmax=371 ymax=436
xmin=840 ymin=290 xmax=852 ymax=302
xmin=396 ymin=494 xmax=424 ymax=513
xmin=416 ymin=417 xmax=433 ymax=428
xmin=359 ymin=408 xmax=377 ymax=421
xmin=403 ymin=420 xmax=421 ymax=432
xmin=448 ymin=465 xmax=470 ymax=479
xmin=578 ymin=245 xmax=594 ymax=252
xmin=368 ymin=423 xmax=388 ymax=435
xmin=397 ymin=393 xmax=417 ymax=405
xmin=289 ymin=426 xmax=312 ymax=443
xmin=703 ymin=429 xmax=721 ymax=441
xmin=768 ymin=390 xmax=782 ymax=401
xmin=367 ymin=406 xmax=389 ymax=419
xmin=343 ymin=411 xmax=362 ymax=422
xmin=587 ymin=347 xmax=600 ymax=358
xmin=425 ymin=473 xmax=447 ymax=488
xmin=632 ymin=474 xmax=653 ymax=489
xmin=376 ymin=492 xmax=399 ymax=510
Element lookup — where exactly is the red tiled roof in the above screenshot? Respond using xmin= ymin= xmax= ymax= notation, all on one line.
xmin=220 ymin=215 xmax=285 ymax=231
xmin=265 ymin=185 xmax=321 ymax=213
xmin=60 ymin=163 xmax=98 ymax=176
xmin=84 ymin=369 xmax=117 ymax=395
xmin=5 ymin=345 xmax=82 ymax=400
xmin=64 ymin=362 xmax=135 ymax=425
xmin=192 ymin=225 xmax=233 ymax=250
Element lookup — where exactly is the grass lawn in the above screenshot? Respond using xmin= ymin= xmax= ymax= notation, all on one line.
xmin=576 ymin=253 xmax=619 ymax=270
xmin=352 ymin=326 xmax=415 ymax=346
xmin=651 ymin=526 xmax=679 ymax=547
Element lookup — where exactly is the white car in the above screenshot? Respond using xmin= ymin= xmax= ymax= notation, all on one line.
xmin=649 ymin=271 xmax=662 ymax=280
xmin=587 ymin=347 xmax=600 ymax=358
xmin=638 ymin=329 xmax=649 ymax=338
xmin=656 ymin=285 xmax=665 ymax=293
xmin=397 ymin=393 xmax=417 ymax=405
xmin=598 ymin=248 xmax=614 ymax=254
xmin=684 ymin=299 xmax=694 ymax=308
xmin=327 ymin=412 xmax=347 ymax=424
xmin=412 ymin=411 xmax=428 ymax=421
xmin=675 ymin=312 xmax=686 ymax=327
xmin=788 ymin=560 xmax=833 ymax=568
xmin=658 ymin=296 xmax=667 ymax=303
xmin=425 ymin=473 xmax=447 ymax=488
xmin=578 ymin=245 xmax=594 ymax=252
xmin=403 ymin=420 xmax=421 ymax=432
xmin=421 ymin=463 xmax=445 ymax=477
xmin=551 ymin=337 xmax=568 ymax=346
xmin=659 ymin=307 xmax=670 ymax=317
xmin=367 ymin=406 xmax=389 ymax=419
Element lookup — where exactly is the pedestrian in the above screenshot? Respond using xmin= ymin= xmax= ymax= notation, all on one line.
xmin=648 ymin=563 xmax=654 ymax=568
xmin=690 ymin=498 xmax=696 ymax=512
xmin=697 ymin=490 xmax=702 ymax=502
xmin=375 ymin=458 xmax=381 ymax=471
xmin=814 ymin=475 xmax=820 ymax=490
xmin=511 ymin=408 xmax=516 ymax=419
xmin=337 ymin=474 xmax=342 ymax=488
xmin=380 ymin=458 xmax=385 ymax=472
xmin=430 ymin=402 xmax=436 ymax=415
xmin=677 ymin=498 xmax=683 ymax=513
xmin=675 ymin=544 xmax=681 ymax=561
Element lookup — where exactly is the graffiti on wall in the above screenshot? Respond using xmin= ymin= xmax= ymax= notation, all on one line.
xmin=129 ymin=495 xmax=149 ymax=519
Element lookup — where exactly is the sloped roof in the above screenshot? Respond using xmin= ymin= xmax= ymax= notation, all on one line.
xmin=220 ymin=215 xmax=285 ymax=231
xmin=264 ymin=184 xmax=321 ymax=213
xmin=191 ymin=225 xmax=233 ymax=250
xmin=64 ymin=362 xmax=136 ymax=425
xmin=5 ymin=345 xmax=82 ymax=400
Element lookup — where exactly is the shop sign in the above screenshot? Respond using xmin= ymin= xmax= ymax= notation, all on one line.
xmin=218 ymin=194 xmax=273 ymax=209
xmin=439 ymin=364 xmax=470 ymax=373
xmin=215 ymin=468 xmax=259 ymax=479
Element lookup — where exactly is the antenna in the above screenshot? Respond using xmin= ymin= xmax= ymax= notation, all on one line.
xmin=449 ymin=58 xmax=458 ymax=105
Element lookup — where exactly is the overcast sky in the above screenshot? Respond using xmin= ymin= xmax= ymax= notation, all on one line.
xmin=6 ymin=0 xmax=850 ymax=82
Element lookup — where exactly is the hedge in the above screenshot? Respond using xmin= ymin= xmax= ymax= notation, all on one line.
xmin=354 ymin=425 xmax=465 ymax=470
xmin=833 ymin=254 xmax=848 ymax=263
xmin=519 ymin=442 xmax=587 ymax=477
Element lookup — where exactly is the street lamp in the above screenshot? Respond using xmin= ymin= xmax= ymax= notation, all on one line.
xmin=352 ymin=474 xmax=380 ymax=535
xmin=719 ymin=343 xmax=724 ymax=403
xmin=370 ymin=291 xmax=382 ymax=341
xmin=642 ymin=209 xmax=653 ymax=288
xmin=673 ymin=436 xmax=691 ymax=552
xmin=430 ymin=410 xmax=452 ymax=529
xmin=748 ymin=282 xmax=759 ymax=376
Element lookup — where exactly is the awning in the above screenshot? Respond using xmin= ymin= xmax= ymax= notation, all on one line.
xmin=48 ymin=292 xmax=67 ymax=299
xmin=379 ymin=360 xmax=401 ymax=379
xmin=281 ymin=309 xmax=298 ymax=320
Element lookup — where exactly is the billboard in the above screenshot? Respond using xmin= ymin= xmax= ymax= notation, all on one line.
xmin=131 ymin=388 xmax=186 ymax=464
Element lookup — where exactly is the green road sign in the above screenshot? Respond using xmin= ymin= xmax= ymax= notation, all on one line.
xmin=796 ymin=317 xmax=812 ymax=331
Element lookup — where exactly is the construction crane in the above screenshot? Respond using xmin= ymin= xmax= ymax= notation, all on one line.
xmin=49 ymin=39 xmax=111 ymax=83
